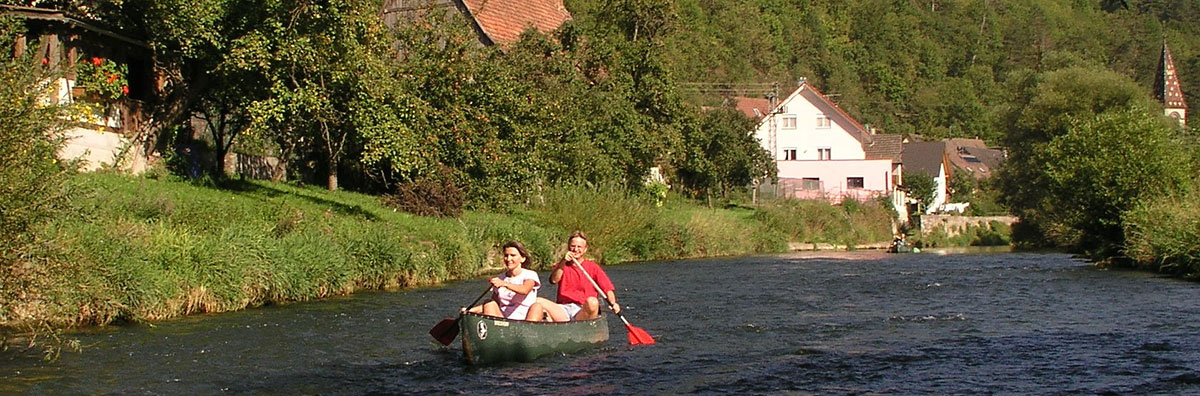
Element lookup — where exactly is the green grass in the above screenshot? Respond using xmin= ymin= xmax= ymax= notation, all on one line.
xmin=4 ymin=173 xmax=895 ymax=330
xmin=1124 ymin=191 xmax=1200 ymax=278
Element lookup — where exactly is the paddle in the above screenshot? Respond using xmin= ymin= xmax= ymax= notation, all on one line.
xmin=429 ymin=285 xmax=493 ymax=346
xmin=571 ymin=258 xmax=655 ymax=346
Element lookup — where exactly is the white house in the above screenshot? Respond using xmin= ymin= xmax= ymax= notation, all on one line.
xmin=736 ymin=80 xmax=904 ymax=215
xmin=901 ymin=141 xmax=951 ymax=214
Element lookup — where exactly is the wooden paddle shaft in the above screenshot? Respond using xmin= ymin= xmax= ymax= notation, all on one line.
xmin=571 ymin=258 xmax=621 ymax=316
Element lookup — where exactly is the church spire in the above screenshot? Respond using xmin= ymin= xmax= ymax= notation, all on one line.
xmin=1155 ymin=41 xmax=1187 ymax=126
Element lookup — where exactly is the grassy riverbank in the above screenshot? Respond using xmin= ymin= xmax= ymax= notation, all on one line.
xmin=1 ymin=173 xmax=894 ymax=334
xmin=1123 ymin=191 xmax=1200 ymax=279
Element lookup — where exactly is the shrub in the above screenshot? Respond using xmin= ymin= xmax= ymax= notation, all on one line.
xmin=0 ymin=31 xmax=79 ymax=357
xmin=1124 ymin=191 xmax=1200 ymax=278
xmin=0 ymin=50 xmax=74 ymax=250
xmin=381 ymin=166 xmax=464 ymax=217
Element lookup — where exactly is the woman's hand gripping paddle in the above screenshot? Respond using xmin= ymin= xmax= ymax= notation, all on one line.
xmin=429 ymin=286 xmax=493 ymax=346
xmin=571 ymin=258 xmax=655 ymax=346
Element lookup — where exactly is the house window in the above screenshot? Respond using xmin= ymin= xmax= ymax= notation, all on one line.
xmin=847 ymin=177 xmax=864 ymax=189
xmin=818 ymin=147 xmax=831 ymax=160
xmin=802 ymin=178 xmax=821 ymax=190
xmin=782 ymin=116 xmax=797 ymax=129
xmin=783 ymin=148 xmax=797 ymax=161
xmin=816 ymin=115 xmax=831 ymax=128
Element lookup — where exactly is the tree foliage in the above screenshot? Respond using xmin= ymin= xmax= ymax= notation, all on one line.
xmin=1030 ymin=108 xmax=1191 ymax=255
xmin=675 ymin=108 xmax=775 ymax=198
xmin=903 ymin=171 xmax=937 ymax=213
xmin=997 ymin=65 xmax=1194 ymax=255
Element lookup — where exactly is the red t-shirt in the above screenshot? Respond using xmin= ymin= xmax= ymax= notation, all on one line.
xmin=555 ymin=259 xmax=615 ymax=305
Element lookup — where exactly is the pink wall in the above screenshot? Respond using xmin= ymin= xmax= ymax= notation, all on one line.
xmin=775 ymin=159 xmax=893 ymax=202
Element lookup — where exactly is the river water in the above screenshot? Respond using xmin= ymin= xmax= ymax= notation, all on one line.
xmin=3 ymin=250 xmax=1200 ymax=395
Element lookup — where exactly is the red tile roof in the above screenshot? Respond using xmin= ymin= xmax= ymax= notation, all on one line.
xmin=460 ymin=0 xmax=571 ymax=46
xmin=733 ymin=97 xmax=772 ymax=120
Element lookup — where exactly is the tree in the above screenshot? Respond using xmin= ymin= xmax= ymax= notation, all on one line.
xmin=948 ymin=167 xmax=976 ymax=203
xmin=242 ymin=0 xmax=389 ymax=191
xmin=1034 ymin=108 xmax=1191 ymax=256
xmin=675 ymin=107 xmax=775 ymax=198
xmin=997 ymin=66 xmax=1158 ymax=249
xmin=903 ymin=171 xmax=937 ymax=214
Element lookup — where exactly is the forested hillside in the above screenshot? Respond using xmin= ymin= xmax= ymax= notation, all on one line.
xmin=569 ymin=0 xmax=1200 ymax=143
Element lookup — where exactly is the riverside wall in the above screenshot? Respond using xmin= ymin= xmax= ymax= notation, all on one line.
xmin=919 ymin=214 xmax=1018 ymax=237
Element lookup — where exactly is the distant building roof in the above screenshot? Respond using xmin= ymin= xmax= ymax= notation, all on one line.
xmin=903 ymin=141 xmax=948 ymax=177
xmin=732 ymin=96 xmax=771 ymax=120
xmin=381 ymin=0 xmax=571 ymax=47
xmin=864 ymin=133 xmax=903 ymax=163
xmin=460 ymin=0 xmax=571 ymax=46
xmin=945 ymin=138 xmax=1005 ymax=178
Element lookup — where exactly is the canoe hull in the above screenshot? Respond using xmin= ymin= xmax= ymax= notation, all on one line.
xmin=459 ymin=312 xmax=609 ymax=364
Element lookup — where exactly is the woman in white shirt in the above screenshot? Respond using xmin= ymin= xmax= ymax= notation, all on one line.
xmin=468 ymin=241 xmax=540 ymax=320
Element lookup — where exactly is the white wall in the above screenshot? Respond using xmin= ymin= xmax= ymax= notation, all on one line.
xmin=927 ymin=164 xmax=948 ymax=214
xmin=58 ymin=127 xmax=128 ymax=172
xmin=753 ymin=89 xmax=867 ymax=161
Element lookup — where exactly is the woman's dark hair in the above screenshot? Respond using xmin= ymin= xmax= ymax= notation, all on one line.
xmin=502 ymin=241 xmax=532 ymax=269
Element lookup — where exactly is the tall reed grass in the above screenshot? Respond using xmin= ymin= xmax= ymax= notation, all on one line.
xmin=1124 ymin=191 xmax=1200 ymax=278
xmin=753 ymin=198 xmax=893 ymax=248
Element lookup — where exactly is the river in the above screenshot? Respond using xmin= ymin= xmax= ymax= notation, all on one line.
xmin=3 ymin=250 xmax=1199 ymax=395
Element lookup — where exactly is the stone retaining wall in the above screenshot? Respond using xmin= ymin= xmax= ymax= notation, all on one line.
xmin=919 ymin=214 xmax=1018 ymax=237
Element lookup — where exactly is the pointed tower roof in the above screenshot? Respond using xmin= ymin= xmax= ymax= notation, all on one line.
xmin=1155 ymin=42 xmax=1188 ymax=110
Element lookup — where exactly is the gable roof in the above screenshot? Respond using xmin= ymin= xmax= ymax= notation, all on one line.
xmin=738 ymin=81 xmax=875 ymax=147
xmin=459 ymin=0 xmax=571 ymax=46
xmin=732 ymin=96 xmax=771 ymax=120
xmin=794 ymin=82 xmax=873 ymax=145
xmin=380 ymin=0 xmax=570 ymax=47
xmin=945 ymin=138 xmax=1005 ymax=178
xmin=864 ymin=134 xmax=903 ymax=163
xmin=903 ymin=141 xmax=948 ymax=177
xmin=1156 ymin=42 xmax=1188 ymax=110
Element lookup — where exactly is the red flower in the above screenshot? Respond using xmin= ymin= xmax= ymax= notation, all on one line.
xmin=121 ymin=85 xmax=130 ymax=96
xmin=41 ymin=58 xmax=49 ymax=66
xmin=91 ymin=57 xmax=103 ymax=66
xmin=107 ymin=74 xmax=118 ymax=83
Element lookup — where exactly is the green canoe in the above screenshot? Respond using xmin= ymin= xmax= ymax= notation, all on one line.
xmin=459 ymin=311 xmax=609 ymax=365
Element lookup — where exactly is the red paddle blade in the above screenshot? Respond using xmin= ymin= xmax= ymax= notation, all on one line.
xmin=429 ymin=317 xmax=460 ymax=346
xmin=624 ymin=323 xmax=656 ymax=345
